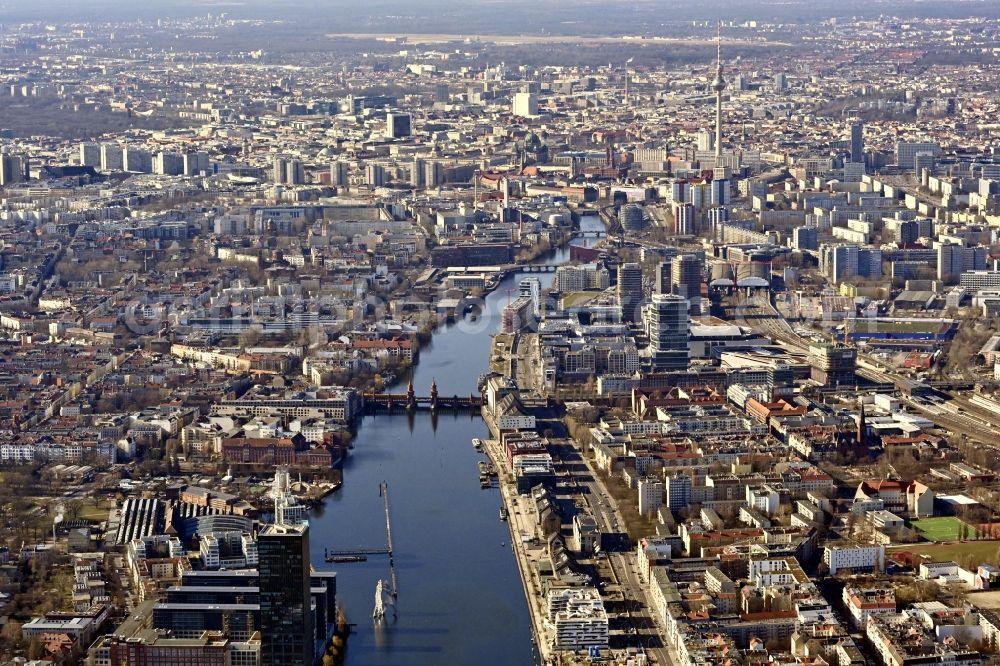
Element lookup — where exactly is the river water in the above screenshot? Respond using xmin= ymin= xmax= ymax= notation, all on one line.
xmin=309 ymin=215 xmax=605 ymax=666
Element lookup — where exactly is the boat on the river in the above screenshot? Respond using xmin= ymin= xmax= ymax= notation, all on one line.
xmin=472 ymin=438 xmax=483 ymax=450
xmin=499 ymin=506 xmax=508 ymax=521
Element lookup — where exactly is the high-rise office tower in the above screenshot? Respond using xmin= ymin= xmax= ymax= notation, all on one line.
xmin=665 ymin=474 xmax=692 ymax=510
xmin=937 ymin=243 xmax=962 ymax=283
xmin=696 ymin=130 xmax=715 ymax=153
xmin=793 ymin=226 xmax=818 ymax=251
xmin=896 ymin=141 xmax=939 ymax=173
xmin=820 ymin=244 xmax=882 ymax=281
xmin=285 ymin=160 xmax=305 ymax=185
xmin=79 ymin=142 xmax=101 ymax=167
xmin=670 ymin=180 xmax=690 ymax=204
xmin=410 ymin=158 xmax=426 ymax=188
xmin=914 ymin=152 xmax=936 ymax=177
xmin=638 ymin=478 xmax=664 ymax=516
xmin=365 ymin=163 xmax=386 ymax=188
xmin=673 ymin=202 xmax=695 ymax=235
xmin=646 ymin=293 xmax=690 ymax=371
xmin=100 ymin=143 xmax=124 ymax=171
xmin=183 ymin=152 xmax=209 ymax=176
xmin=937 ymin=243 xmax=967 ymax=284
xmin=897 ymin=220 xmax=918 ymax=246
xmin=519 ymin=277 xmax=542 ymax=317
xmin=154 ymin=151 xmax=185 ymax=176
xmin=423 ymin=161 xmax=444 ymax=188
xmin=273 ymin=156 xmax=288 ymax=184
xmin=331 ymin=161 xmax=350 ymax=188
xmin=850 ymin=122 xmax=864 ymax=163
xmin=273 ymin=157 xmax=304 ymax=185
xmin=616 ymin=263 xmax=643 ymax=323
xmin=843 ymin=161 xmax=865 ymax=183
xmin=654 ymin=261 xmax=671 ymax=296
xmin=707 ymin=206 xmax=730 ymax=234
xmin=512 ymin=92 xmax=538 ymax=118
xmin=671 ymin=254 xmax=703 ymax=315
xmin=259 ymin=523 xmax=314 ymax=666
xmin=123 ymin=146 xmax=152 ymax=173
xmin=0 ymin=153 xmax=25 ymax=186
xmin=710 ymin=178 xmax=730 ymax=206
xmin=808 ymin=343 xmax=856 ymax=386
xmin=385 ymin=112 xmax=412 ymax=139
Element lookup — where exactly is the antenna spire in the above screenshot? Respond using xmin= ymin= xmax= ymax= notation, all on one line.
xmin=717 ymin=21 xmax=722 ymax=67
xmin=712 ymin=21 xmax=727 ymax=160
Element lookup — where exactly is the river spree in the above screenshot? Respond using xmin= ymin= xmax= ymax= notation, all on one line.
xmin=309 ymin=216 xmax=604 ymax=665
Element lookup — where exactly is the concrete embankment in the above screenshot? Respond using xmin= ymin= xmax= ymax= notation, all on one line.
xmin=481 ymin=407 xmax=552 ymax=665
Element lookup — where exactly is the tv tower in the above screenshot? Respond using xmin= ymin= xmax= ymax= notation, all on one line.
xmin=711 ymin=22 xmax=726 ymax=161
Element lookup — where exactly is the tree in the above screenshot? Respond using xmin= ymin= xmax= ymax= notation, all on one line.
xmin=66 ymin=499 xmax=83 ymax=521
xmin=1 ymin=620 xmax=23 ymax=648
xmin=27 ymin=637 xmax=44 ymax=660
xmin=238 ymin=327 xmax=261 ymax=349
xmin=845 ymin=511 xmax=858 ymax=538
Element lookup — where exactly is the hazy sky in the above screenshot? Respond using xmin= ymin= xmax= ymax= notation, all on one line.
xmin=1 ymin=0 xmax=998 ymax=28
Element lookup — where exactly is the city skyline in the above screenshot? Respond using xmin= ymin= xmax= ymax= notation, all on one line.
xmin=0 ymin=4 xmax=1000 ymax=666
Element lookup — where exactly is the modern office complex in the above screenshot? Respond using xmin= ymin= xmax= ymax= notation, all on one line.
xmin=259 ymin=524 xmax=314 ymax=666
xmin=645 ymin=293 xmax=690 ymax=371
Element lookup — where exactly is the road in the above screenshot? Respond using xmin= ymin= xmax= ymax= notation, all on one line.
xmin=513 ymin=332 xmax=539 ymax=396
xmin=549 ymin=440 xmax=676 ymax=666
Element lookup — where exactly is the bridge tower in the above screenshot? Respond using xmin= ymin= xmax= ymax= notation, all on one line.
xmin=429 ymin=378 xmax=439 ymax=411
xmin=406 ymin=378 xmax=416 ymax=411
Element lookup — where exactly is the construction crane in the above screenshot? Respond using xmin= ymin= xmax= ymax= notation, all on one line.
xmin=373 ymin=481 xmax=397 ymax=620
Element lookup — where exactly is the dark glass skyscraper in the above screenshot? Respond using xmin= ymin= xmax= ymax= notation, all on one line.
xmin=850 ymin=121 xmax=864 ymax=163
xmin=645 ymin=293 xmax=690 ymax=371
xmin=616 ymin=262 xmax=643 ymax=323
xmin=259 ymin=523 xmax=314 ymax=666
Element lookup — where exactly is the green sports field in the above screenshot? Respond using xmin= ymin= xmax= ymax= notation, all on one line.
xmin=910 ymin=517 xmax=975 ymax=542
xmin=891 ymin=541 xmax=1000 ymax=567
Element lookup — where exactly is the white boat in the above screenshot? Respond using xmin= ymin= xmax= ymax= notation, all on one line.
xmin=472 ymin=438 xmax=483 ymax=450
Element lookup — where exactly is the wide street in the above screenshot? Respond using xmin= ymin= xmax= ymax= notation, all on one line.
xmin=548 ymin=439 xmax=676 ymax=666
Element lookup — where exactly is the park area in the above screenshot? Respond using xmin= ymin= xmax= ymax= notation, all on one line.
xmin=891 ymin=541 xmax=1000 ymax=569
xmin=910 ymin=516 xmax=975 ymax=542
